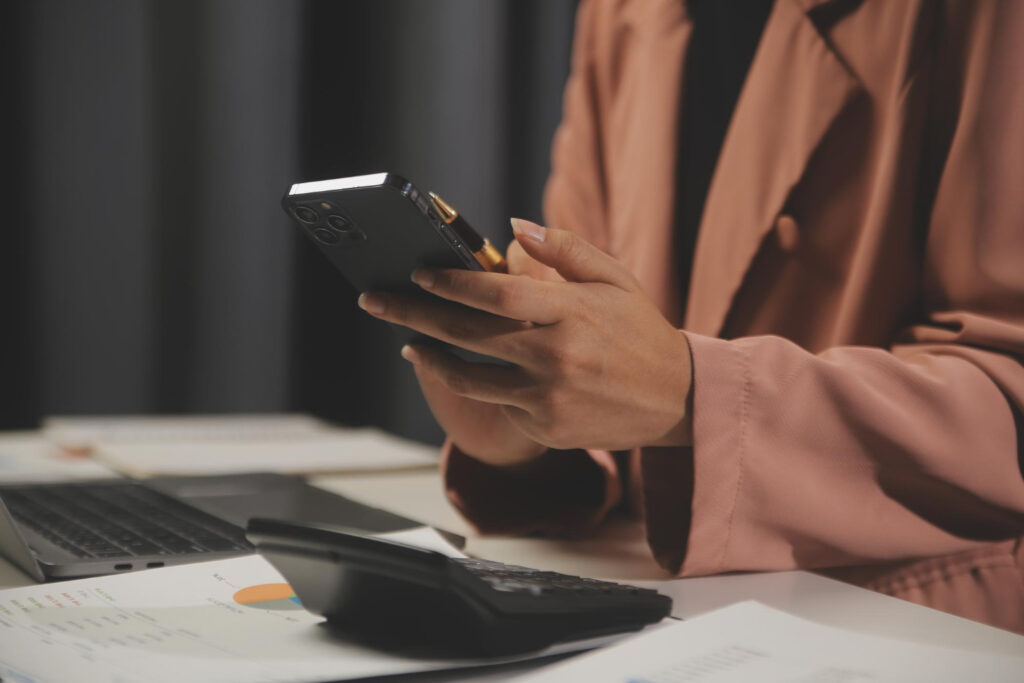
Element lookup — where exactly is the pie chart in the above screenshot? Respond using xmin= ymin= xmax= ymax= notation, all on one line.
xmin=232 ymin=583 xmax=304 ymax=611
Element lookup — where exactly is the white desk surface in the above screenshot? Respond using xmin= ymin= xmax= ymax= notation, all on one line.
xmin=1 ymin=430 xmax=1022 ymax=663
xmin=313 ymin=470 xmax=1024 ymax=659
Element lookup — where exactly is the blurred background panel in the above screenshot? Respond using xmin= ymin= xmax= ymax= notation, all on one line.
xmin=0 ymin=0 xmax=577 ymax=444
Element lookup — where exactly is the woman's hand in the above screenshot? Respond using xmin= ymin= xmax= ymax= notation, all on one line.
xmin=358 ymin=218 xmax=693 ymax=456
xmin=383 ymin=236 xmax=556 ymax=469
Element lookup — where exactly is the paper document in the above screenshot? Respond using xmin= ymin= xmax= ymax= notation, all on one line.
xmin=375 ymin=526 xmax=468 ymax=558
xmin=43 ymin=413 xmax=329 ymax=449
xmin=41 ymin=414 xmax=439 ymax=476
xmin=0 ymin=433 xmax=116 ymax=483
xmin=0 ymin=552 xmax=567 ymax=683
xmin=91 ymin=429 xmax=438 ymax=476
xmin=520 ymin=601 xmax=1024 ymax=682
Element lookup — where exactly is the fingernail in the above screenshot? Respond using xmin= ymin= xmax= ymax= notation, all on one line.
xmin=358 ymin=293 xmax=386 ymax=315
xmin=511 ymin=217 xmax=545 ymax=243
xmin=411 ymin=268 xmax=435 ymax=289
xmin=400 ymin=345 xmax=420 ymax=363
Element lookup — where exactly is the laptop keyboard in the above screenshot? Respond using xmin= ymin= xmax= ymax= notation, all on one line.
xmin=1 ymin=482 xmax=251 ymax=559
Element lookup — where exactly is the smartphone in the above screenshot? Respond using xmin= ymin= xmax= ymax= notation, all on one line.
xmin=282 ymin=172 xmax=506 ymax=360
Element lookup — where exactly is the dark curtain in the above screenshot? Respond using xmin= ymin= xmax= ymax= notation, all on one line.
xmin=0 ymin=0 xmax=576 ymax=446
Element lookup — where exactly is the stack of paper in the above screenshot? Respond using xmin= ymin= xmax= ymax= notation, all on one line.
xmin=43 ymin=414 xmax=329 ymax=450
xmin=0 ymin=433 xmax=116 ymax=483
xmin=41 ymin=415 xmax=439 ymax=477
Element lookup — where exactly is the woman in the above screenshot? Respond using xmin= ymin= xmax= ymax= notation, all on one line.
xmin=358 ymin=0 xmax=1024 ymax=632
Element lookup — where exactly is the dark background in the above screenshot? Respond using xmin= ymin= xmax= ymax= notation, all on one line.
xmin=0 ymin=0 xmax=577 ymax=445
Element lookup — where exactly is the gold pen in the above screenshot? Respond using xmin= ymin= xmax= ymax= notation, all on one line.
xmin=428 ymin=192 xmax=508 ymax=273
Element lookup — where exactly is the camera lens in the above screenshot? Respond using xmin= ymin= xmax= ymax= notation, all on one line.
xmin=327 ymin=214 xmax=352 ymax=232
xmin=313 ymin=228 xmax=340 ymax=245
xmin=295 ymin=206 xmax=319 ymax=223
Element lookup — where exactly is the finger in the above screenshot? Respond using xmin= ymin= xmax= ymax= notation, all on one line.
xmin=506 ymin=239 xmax=563 ymax=282
xmin=401 ymin=344 xmax=532 ymax=408
xmin=510 ymin=218 xmax=636 ymax=289
xmin=411 ymin=268 xmax=564 ymax=325
xmin=358 ymin=291 xmax=534 ymax=364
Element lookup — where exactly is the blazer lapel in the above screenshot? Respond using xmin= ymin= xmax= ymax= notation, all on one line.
xmin=608 ymin=0 xmax=692 ymax=326
xmin=684 ymin=0 xmax=863 ymax=336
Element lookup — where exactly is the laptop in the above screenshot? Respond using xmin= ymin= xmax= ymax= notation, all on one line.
xmin=0 ymin=473 xmax=423 ymax=582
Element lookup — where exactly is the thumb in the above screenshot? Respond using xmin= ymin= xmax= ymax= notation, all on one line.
xmin=506 ymin=239 xmax=564 ymax=282
xmin=510 ymin=218 xmax=635 ymax=288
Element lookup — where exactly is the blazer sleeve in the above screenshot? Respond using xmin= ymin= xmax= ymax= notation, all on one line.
xmin=441 ymin=0 xmax=628 ymax=536
xmin=649 ymin=2 xmax=1024 ymax=576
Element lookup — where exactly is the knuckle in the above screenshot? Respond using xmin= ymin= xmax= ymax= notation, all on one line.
xmin=440 ymin=366 xmax=470 ymax=396
xmin=429 ymin=270 xmax=452 ymax=291
xmin=386 ymin=296 xmax=406 ymax=320
xmin=543 ymin=336 xmax=579 ymax=377
xmin=546 ymin=347 xmax=570 ymax=376
xmin=439 ymin=269 xmax=465 ymax=291
xmin=491 ymin=282 xmax=520 ymax=311
xmin=562 ymin=232 xmax=590 ymax=265
xmin=503 ymin=332 xmax=532 ymax=362
xmin=438 ymin=316 xmax=473 ymax=342
xmin=555 ymin=232 xmax=580 ymax=262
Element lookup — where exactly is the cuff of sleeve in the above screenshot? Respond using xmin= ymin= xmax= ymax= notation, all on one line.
xmin=441 ymin=440 xmax=622 ymax=537
xmin=675 ymin=331 xmax=751 ymax=575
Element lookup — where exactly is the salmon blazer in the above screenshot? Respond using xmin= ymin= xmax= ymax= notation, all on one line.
xmin=444 ymin=0 xmax=1024 ymax=632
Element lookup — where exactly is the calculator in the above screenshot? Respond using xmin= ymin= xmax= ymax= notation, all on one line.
xmin=247 ymin=518 xmax=672 ymax=656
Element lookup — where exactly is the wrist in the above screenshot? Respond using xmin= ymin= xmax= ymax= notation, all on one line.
xmin=650 ymin=329 xmax=695 ymax=447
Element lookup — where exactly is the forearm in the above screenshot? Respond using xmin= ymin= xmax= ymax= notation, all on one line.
xmin=649 ymin=331 xmax=1024 ymax=577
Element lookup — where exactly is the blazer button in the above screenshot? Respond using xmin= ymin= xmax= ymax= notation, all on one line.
xmin=774 ymin=214 xmax=800 ymax=252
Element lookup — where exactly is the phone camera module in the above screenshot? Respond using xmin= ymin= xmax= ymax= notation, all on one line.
xmin=312 ymin=228 xmax=341 ymax=245
xmin=327 ymin=214 xmax=352 ymax=232
xmin=295 ymin=206 xmax=319 ymax=223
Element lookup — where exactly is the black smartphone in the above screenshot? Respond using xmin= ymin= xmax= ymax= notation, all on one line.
xmin=282 ymin=173 xmax=507 ymax=359
xmin=282 ymin=172 xmax=508 ymax=289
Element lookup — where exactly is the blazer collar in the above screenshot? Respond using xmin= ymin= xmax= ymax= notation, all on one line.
xmin=682 ymin=0 xmax=864 ymax=335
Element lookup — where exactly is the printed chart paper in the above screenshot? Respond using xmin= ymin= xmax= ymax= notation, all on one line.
xmin=0 ymin=554 xmax=504 ymax=682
